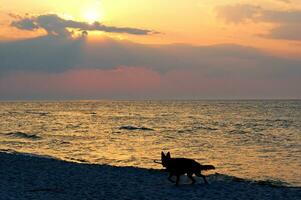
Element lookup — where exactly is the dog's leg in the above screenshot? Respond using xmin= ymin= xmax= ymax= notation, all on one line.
xmin=168 ymin=173 xmax=175 ymax=183
xmin=187 ymin=173 xmax=196 ymax=184
xmin=200 ymin=174 xmax=208 ymax=184
xmin=175 ymin=175 xmax=180 ymax=186
xmin=195 ymin=172 xmax=208 ymax=184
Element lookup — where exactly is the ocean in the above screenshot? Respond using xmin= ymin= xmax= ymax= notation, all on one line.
xmin=0 ymin=100 xmax=300 ymax=186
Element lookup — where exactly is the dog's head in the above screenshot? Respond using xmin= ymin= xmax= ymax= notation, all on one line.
xmin=161 ymin=151 xmax=171 ymax=168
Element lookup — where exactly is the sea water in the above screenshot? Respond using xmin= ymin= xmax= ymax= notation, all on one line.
xmin=0 ymin=100 xmax=300 ymax=186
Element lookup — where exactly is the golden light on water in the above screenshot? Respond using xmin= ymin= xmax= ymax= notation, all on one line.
xmin=0 ymin=101 xmax=300 ymax=186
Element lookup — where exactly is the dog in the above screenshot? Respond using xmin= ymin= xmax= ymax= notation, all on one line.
xmin=161 ymin=152 xmax=215 ymax=185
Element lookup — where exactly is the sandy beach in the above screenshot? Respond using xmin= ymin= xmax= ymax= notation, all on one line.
xmin=1 ymin=151 xmax=300 ymax=200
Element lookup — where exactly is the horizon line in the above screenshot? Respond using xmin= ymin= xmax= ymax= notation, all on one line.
xmin=0 ymin=98 xmax=300 ymax=102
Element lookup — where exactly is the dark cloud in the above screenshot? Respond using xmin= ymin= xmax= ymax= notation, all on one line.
xmin=263 ymin=24 xmax=301 ymax=40
xmin=0 ymin=35 xmax=300 ymax=79
xmin=11 ymin=18 xmax=39 ymax=30
xmin=0 ymin=36 xmax=85 ymax=72
xmin=10 ymin=14 xmax=157 ymax=37
xmin=262 ymin=10 xmax=301 ymax=23
xmin=216 ymin=4 xmax=301 ymax=40
xmin=0 ymin=36 xmax=300 ymax=99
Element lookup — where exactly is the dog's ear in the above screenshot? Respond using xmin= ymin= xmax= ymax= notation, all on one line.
xmin=161 ymin=151 xmax=165 ymax=158
xmin=166 ymin=152 xmax=171 ymax=159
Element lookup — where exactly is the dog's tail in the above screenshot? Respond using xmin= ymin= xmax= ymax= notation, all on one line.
xmin=200 ymin=164 xmax=215 ymax=171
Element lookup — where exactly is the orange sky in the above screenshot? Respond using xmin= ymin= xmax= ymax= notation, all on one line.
xmin=1 ymin=0 xmax=301 ymax=99
xmin=1 ymin=0 xmax=301 ymax=56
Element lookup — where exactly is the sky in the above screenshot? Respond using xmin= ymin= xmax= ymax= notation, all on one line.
xmin=0 ymin=0 xmax=301 ymax=100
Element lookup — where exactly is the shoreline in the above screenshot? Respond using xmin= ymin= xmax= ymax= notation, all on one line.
xmin=1 ymin=151 xmax=300 ymax=200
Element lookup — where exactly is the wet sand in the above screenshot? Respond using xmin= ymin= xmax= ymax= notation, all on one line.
xmin=0 ymin=151 xmax=300 ymax=200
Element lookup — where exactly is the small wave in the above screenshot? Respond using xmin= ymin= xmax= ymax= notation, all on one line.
xmin=212 ymin=173 xmax=291 ymax=188
xmin=5 ymin=132 xmax=41 ymax=140
xmin=177 ymin=129 xmax=193 ymax=133
xmin=256 ymin=179 xmax=290 ymax=188
xmin=229 ymin=129 xmax=248 ymax=134
xmin=25 ymin=111 xmax=48 ymax=116
xmin=197 ymin=126 xmax=218 ymax=131
xmin=50 ymin=139 xmax=70 ymax=145
xmin=119 ymin=125 xmax=154 ymax=131
xmin=178 ymin=125 xmax=218 ymax=133
xmin=65 ymin=157 xmax=89 ymax=163
xmin=0 ymin=149 xmax=55 ymax=160
xmin=66 ymin=124 xmax=82 ymax=129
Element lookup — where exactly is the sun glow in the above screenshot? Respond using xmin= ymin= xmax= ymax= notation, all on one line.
xmin=83 ymin=7 xmax=103 ymax=23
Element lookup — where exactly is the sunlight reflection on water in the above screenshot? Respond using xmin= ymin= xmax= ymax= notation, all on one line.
xmin=0 ymin=100 xmax=300 ymax=186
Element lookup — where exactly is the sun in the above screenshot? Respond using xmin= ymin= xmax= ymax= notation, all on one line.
xmin=83 ymin=7 xmax=103 ymax=23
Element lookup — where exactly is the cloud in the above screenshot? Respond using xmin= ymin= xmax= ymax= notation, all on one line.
xmin=216 ymin=4 xmax=301 ymax=40
xmin=258 ymin=9 xmax=301 ymax=40
xmin=0 ymin=35 xmax=300 ymax=77
xmin=0 ymin=36 xmax=300 ymax=99
xmin=216 ymin=4 xmax=261 ymax=23
xmin=262 ymin=10 xmax=301 ymax=23
xmin=11 ymin=17 xmax=39 ymax=30
xmin=216 ymin=4 xmax=301 ymax=24
xmin=274 ymin=0 xmax=291 ymax=3
xmin=263 ymin=24 xmax=301 ymax=40
xmin=1 ymin=66 xmax=300 ymax=100
xmin=10 ymin=14 xmax=157 ymax=37
xmin=0 ymin=67 xmax=162 ymax=99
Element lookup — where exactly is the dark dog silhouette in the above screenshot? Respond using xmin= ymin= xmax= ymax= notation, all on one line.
xmin=161 ymin=152 xmax=215 ymax=185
